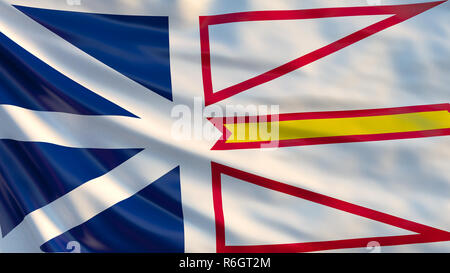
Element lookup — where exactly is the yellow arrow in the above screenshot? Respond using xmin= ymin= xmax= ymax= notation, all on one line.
xmin=210 ymin=104 xmax=450 ymax=150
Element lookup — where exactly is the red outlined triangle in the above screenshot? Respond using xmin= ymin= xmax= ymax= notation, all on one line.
xmin=211 ymin=162 xmax=450 ymax=252
xmin=200 ymin=1 xmax=446 ymax=105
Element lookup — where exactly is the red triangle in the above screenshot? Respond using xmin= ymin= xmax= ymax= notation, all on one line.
xmin=211 ymin=162 xmax=450 ymax=252
xmin=200 ymin=1 xmax=446 ymax=105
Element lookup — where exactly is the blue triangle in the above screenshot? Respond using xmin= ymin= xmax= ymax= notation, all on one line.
xmin=40 ymin=167 xmax=184 ymax=253
xmin=0 ymin=139 xmax=142 ymax=237
xmin=0 ymin=31 xmax=136 ymax=117
xmin=16 ymin=6 xmax=173 ymax=100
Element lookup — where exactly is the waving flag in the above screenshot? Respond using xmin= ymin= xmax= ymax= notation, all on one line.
xmin=0 ymin=0 xmax=449 ymax=253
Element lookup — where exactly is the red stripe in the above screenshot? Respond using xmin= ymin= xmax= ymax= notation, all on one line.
xmin=212 ymin=129 xmax=450 ymax=150
xmin=223 ymin=233 xmax=450 ymax=253
xmin=216 ymin=103 xmax=450 ymax=123
xmin=211 ymin=162 xmax=226 ymax=253
xmin=201 ymin=2 xmax=445 ymax=25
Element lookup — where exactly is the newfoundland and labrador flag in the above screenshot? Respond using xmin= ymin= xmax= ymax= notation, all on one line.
xmin=0 ymin=0 xmax=449 ymax=253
